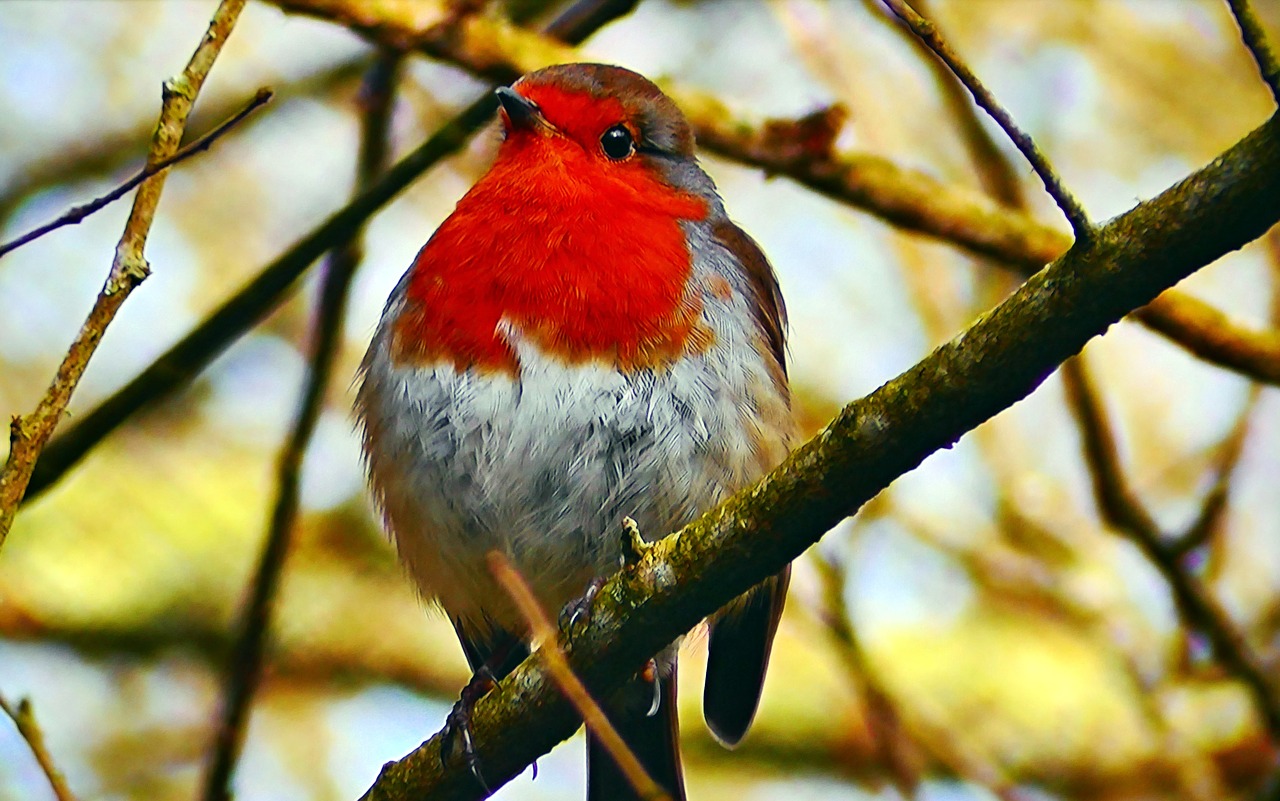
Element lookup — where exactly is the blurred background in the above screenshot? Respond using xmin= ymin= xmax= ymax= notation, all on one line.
xmin=2 ymin=0 xmax=1280 ymax=799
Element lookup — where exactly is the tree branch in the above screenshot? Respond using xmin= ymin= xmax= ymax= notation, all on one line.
xmin=1227 ymin=0 xmax=1280 ymax=105
xmin=1060 ymin=357 xmax=1280 ymax=735
xmin=0 ymin=88 xmax=273 ymax=260
xmin=19 ymin=91 xmax=496 ymax=507
xmin=0 ymin=0 xmax=248 ymax=546
xmin=881 ymin=0 xmax=1092 ymax=242
xmin=0 ymin=54 xmax=370 ymax=230
xmin=0 ymin=694 xmax=80 ymax=801
xmin=356 ymin=101 xmax=1280 ymax=800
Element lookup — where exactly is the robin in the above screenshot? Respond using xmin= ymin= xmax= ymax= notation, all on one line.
xmin=357 ymin=62 xmax=793 ymax=800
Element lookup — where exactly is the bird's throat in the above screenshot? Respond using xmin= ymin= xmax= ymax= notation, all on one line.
xmin=393 ymin=147 xmax=714 ymax=375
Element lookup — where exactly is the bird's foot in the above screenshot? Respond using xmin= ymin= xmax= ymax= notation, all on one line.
xmin=559 ymin=576 xmax=607 ymax=636
xmin=440 ymin=665 xmax=498 ymax=791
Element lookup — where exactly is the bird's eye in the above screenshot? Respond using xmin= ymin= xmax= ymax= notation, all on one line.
xmin=600 ymin=125 xmax=634 ymax=160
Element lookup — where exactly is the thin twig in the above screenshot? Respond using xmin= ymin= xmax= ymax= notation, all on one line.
xmin=20 ymin=92 xmax=496 ymax=507
xmin=1168 ymin=384 xmax=1259 ymax=557
xmin=870 ymin=0 xmax=1025 ymax=208
xmin=880 ymin=0 xmax=1093 ymax=242
xmin=0 ymin=0 xmax=248 ymax=547
xmin=1132 ymin=295 xmax=1280 ymax=383
xmin=0 ymin=694 xmax=80 ymax=801
xmin=1227 ymin=0 xmax=1280 ymax=105
xmin=812 ymin=552 xmax=1034 ymax=801
xmin=1061 ymin=355 xmax=1280 ymax=738
xmin=0 ymin=88 xmax=272 ymax=260
xmin=0 ymin=55 xmax=369 ymax=229
xmin=488 ymin=552 xmax=671 ymax=801
xmin=198 ymin=53 xmax=400 ymax=801
xmin=1059 ymin=358 xmax=1161 ymax=536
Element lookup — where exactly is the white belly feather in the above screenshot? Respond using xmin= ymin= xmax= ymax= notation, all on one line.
xmin=356 ymin=233 xmax=790 ymax=636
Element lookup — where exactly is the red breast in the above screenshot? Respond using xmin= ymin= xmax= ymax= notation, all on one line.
xmin=386 ymin=65 xmax=748 ymax=376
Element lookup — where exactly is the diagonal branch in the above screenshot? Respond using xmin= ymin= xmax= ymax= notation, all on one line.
xmin=0 ymin=88 xmax=273 ymax=260
xmin=0 ymin=54 xmax=370 ymax=230
xmin=1060 ymin=355 xmax=1280 ymax=735
xmin=19 ymin=92 xmax=497 ymax=507
xmin=357 ymin=106 xmax=1280 ymax=801
xmin=870 ymin=0 xmax=1026 ymax=209
xmin=1167 ymin=383 xmax=1259 ymax=558
xmin=0 ymin=0 xmax=248 ymax=546
xmin=1059 ymin=358 xmax=1160 ymax=537
xmin=880 ymin=0 xmax=1092 ymax=241
xmin=0 ymin=694 xmax=79 ymax=801
xmin=1227 ymin=0 xmax=1280 ymax=105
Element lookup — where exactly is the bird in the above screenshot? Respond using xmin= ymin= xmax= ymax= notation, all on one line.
xmin=356 ymin=62 xmax=793 ymax=800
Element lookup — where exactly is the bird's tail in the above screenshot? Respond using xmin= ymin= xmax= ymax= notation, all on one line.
xmin=586 ymin=662 xmax=685 ymax=801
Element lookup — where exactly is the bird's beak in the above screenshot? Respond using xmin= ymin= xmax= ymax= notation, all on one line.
xmin=495 ymin=86 xmax=550 ymax=133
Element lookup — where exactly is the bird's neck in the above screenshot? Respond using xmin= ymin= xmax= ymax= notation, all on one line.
xmin=392 ymin=149 xmax=714 ymax=375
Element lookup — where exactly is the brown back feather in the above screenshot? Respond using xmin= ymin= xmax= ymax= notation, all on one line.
xmin=712 ymin=220 xmax=788 ymax=381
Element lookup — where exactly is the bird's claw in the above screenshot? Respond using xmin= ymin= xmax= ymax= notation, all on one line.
xmin=440 ymin=666 xmax=497 ymax=792
xmin=559 ymin=576 xmax=606 ymax=637
xmin=642 ymin=658 xmax=662 ymax=717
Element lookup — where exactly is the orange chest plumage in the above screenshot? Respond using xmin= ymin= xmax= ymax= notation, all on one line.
xmin=391 ymin=137 xmax=714 ymax=374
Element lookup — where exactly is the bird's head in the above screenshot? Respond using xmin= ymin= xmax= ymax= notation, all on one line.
xmin=491 ymin=63 xmax=709 ymax=202
xmin=391 ymin=64 xmax=737 ymax=375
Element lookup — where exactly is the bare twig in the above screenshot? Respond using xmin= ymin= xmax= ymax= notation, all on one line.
xmin=810 ymin=551 xmax=923 ymax=797
xmin=1169 ymin=384 xmax=1259 ymax=557
xmin=1061 ymin=355 xmax=1280 ymax=737
xmin=0 ymin=0 xmax=247 ymax=546
xmin=488 ymin=551 xmax=671 ymax=801
xmin=1227 ymin=0 xmax=1280 ymax=104
xmin=0 ymin=55 xmax=369 ymax=230
xmin=0 ymin=694 xmax=80 ymax=801
xmin=870 ymin=0 xmax=1025 ymax=208
xmin=0 ymin=88 xmax=273 ymax=260
xmin=1059 ymin=358 xmax=1161 ymax=536
xmin=198 ymin=54 xmax=400 ymax=801
xmin=880 ymin=0 xmax=1092 ymax=242
xmin=1132 ymin=296 xmax=1280 ymax=383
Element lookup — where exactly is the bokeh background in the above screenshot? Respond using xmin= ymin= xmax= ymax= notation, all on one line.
xmin=3 ymin=1 xmax=1280 ymax=799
